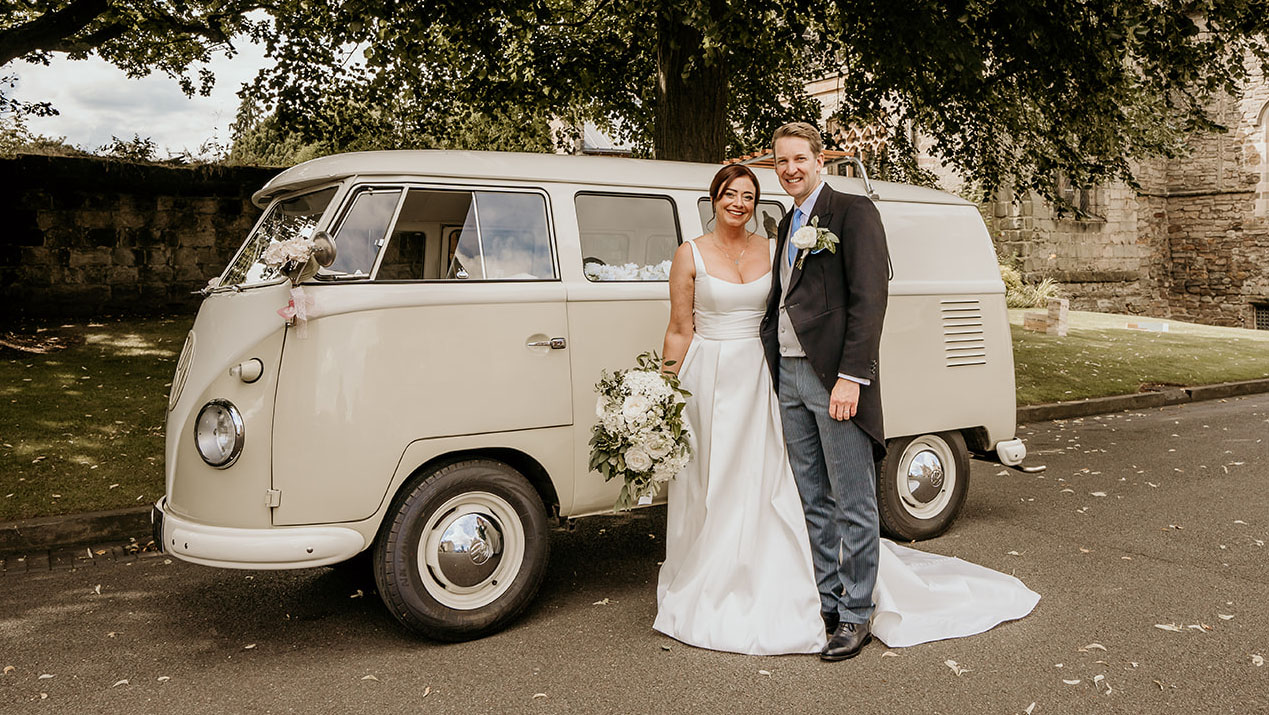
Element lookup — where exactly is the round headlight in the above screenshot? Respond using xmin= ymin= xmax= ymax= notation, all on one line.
xmin=194 ymin=399 xmax=244 ymax=468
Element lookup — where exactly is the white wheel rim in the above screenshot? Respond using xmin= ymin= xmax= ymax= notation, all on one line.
xmin=417 ymin=491 xmax=525 ymax=610
xmin=896 ymin=435 xmax=956 ymax=520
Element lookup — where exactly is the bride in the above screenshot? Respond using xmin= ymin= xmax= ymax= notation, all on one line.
xmin=652 ymin=164 xmax=1039 ymax=656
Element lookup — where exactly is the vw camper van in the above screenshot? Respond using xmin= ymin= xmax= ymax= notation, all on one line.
xmin=153 ymin=151 xmax=1026 ymax=640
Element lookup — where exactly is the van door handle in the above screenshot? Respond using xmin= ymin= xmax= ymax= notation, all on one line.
xmin=527 ymin=337 xmax=567 ymax=349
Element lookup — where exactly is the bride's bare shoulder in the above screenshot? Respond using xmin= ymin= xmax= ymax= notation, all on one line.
xmin=672 ymin=239 xmax=698 ymax=264
xmin=679 ymin=235 xmax=708 ymax=254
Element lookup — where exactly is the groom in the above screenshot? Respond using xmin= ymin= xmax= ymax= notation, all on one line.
xmin=760 ymin=122 xmax=890 ymax=662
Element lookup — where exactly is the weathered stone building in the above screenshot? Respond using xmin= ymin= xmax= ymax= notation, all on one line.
xmin=810 ymin=69 xmax=1269 ymax=329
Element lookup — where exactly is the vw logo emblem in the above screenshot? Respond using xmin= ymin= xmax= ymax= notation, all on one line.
xmin=929 ymin=469 xmax=944 ymax=489
xmin=469 ymin=539 xmax=492 ymax=565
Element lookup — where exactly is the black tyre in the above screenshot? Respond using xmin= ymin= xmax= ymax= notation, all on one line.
xmin=877 ymin=431 xmax=970 ymax=541
xmin=373 ymin=459 xmax=550 ymax=641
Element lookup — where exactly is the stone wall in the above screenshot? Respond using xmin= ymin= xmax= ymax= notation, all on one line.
xmin=0 ymin=154 xmax=277 ymax=320
xmin=1151 ymin=68 xmax=1269 ymax=328
xmin=985 ymin=182 xmax=1160 ymax=315
xmin=981 ymin=65 xmax=1269 ymax=328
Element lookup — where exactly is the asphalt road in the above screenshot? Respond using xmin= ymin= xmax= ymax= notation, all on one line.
xmin=1 ymin=396 xmax=1266 ymax=714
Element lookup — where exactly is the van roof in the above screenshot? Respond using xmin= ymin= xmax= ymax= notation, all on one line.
xmin=252 ymin=150 xmax=972 ymax=208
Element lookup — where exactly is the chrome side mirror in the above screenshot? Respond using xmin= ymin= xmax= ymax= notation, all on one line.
xmin=312 ymin=230 xmax=336 ymax=267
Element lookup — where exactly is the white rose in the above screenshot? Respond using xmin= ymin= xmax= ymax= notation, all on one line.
xmin=622 ymin=394 xmax=653 ymax=425
xmin=595 ymin=397 xmax=611 ymax=419
xmin=647 ymin=437 xmax=672 ymax=460
xmin=791 ymin=225 xmax=818 ymax=250
xmin=625 ymin=447 xmax=653 ymax=472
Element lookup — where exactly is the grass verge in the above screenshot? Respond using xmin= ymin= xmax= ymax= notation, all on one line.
xmin=0 ymin=316 xmax=191 ymax=522
xmin=1010 ymin=309 xmax=1269 ymax=405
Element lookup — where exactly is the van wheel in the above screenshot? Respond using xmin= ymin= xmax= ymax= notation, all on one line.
xmin=877 ymin=431 xmax=969 ymax=541
xmin=373 ymin=459 xmax=550 ymax=641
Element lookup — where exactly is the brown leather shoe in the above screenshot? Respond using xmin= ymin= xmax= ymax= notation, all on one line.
xmin=820 ymin=622 xmax=872 ymax=661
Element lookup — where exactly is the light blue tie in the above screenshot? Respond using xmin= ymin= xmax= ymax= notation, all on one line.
xmin=787 ymin=208 xmax=804 ymax=267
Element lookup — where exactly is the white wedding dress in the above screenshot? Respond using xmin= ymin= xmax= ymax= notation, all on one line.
xmin=653 ymin=239 xmax=1040 ymax=655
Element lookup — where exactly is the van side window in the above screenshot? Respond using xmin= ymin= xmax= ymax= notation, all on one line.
xmin=696 ymin=198 xmax=786 ymax=240
xmin=324 ymin=188 xmax=403 ymax=278
xmin=575 ymin=193 xmax=680 ymax=281
xmin=376 ymin=189 xmax=556 ymax=280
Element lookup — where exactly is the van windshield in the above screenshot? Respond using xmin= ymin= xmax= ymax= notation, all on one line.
xmin=219 ymin=187 xmax=338 ymax=287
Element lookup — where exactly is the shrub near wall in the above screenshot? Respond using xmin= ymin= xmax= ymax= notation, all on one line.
xmin=0 ymin=154 xmax=278 ymax=319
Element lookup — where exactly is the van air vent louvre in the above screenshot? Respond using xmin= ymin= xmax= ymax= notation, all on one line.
xmin=941 ymin=299 xmax=986 ymax=367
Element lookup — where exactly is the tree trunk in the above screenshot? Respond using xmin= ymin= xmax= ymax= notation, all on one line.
xmin=0 ymin=0 xmax=110 ymax=67
xmin=653 ymin=13 xmax=728 ymax=163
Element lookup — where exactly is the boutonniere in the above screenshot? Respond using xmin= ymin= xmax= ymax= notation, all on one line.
xmin=790 ymin=216 xmax=840 ymax=269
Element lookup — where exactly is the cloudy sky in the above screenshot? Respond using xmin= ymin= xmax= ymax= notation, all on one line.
xmin=11 ymin=40 xmax=271 ymax=158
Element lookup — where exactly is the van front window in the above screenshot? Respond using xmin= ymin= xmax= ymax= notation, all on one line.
xmin=220 ymin=187 xmax=338 ymax=287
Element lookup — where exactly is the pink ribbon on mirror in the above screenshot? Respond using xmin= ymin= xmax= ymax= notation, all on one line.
xmin=276 ymin=286 xmax=317 ymax=338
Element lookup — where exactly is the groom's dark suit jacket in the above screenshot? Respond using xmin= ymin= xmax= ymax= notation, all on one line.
xmin=760 ymin=182 xmax=890 ymax=460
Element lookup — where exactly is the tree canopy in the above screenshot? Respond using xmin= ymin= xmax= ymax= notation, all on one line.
xmin=247 ymin=0 xmax=1269 ymax=199
xmin=6 ymin=1 xmax=1269 ymax=201
xmin=250 ymin=0 xmax=827 ymax=165
xmin=834 ymin=1 xmax=1269 ymax=199
xmin=1 ymin=0 xmax=264 ymax=117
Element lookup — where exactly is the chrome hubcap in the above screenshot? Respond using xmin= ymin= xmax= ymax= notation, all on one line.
xmin=436 ymin=513 xmax=504 ymax=587
xmin=897 ymin=435 xmax=956 ymax=520
xmin=418 ymin=491 xmax=524 ymax=610
xmin=906 ymin=450 xmax=946 ymax=505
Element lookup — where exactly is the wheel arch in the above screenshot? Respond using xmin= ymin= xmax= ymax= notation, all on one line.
xmin=388 ymin=447 xmax=561 ymax=521
xmin=961 ymin=426 xmax=991 ymax=453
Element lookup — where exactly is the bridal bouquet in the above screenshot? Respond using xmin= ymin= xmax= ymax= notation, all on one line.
xmin=589 ymin=351 xmax=693 ymax=511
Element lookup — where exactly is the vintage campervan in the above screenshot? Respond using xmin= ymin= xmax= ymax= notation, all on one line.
xmin=153 ymin=150 xmax=1027 ymax=640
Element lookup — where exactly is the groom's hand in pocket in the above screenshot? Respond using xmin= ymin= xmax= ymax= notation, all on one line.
xmin=829 ymin=378 xmax=859 ymax=421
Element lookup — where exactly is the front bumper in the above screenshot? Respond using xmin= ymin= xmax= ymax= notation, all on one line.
xmin=151 ymin=497 xmax=365 ymax=570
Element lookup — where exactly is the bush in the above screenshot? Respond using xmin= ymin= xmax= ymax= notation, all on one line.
xmin=1000 ymin=264 xmax=1062 ymax=308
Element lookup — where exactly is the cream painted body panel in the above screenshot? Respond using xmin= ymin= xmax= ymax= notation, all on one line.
xmin=165 ymin=282 xmax=291 ymax=528
xmin=270 ymin=282 xmax=572 ymax=525
xmin=879 ymin=293 xmax=1015 ymax=443
xmin=549 ymin=185 xmax=689 ymax=517
xmin=876 ymin=201 xmax=1014 ymax=444
xmin=168 ymin=427 xmax=574 ymax=558
xmin=563 ymin=286 xmax=672 ymax=516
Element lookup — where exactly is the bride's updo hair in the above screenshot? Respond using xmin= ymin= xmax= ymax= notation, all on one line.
xmin=709 ymin=164 xmax=761 ymax=207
